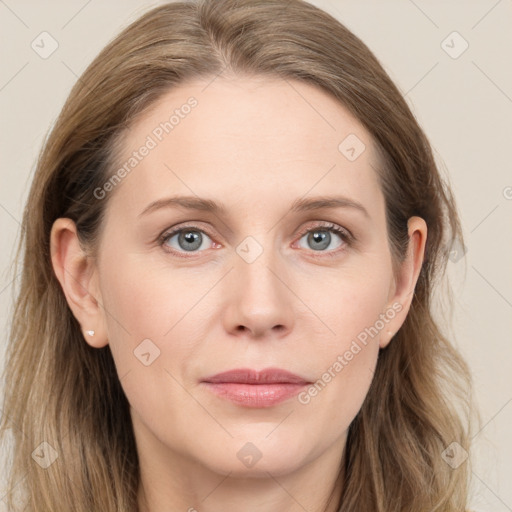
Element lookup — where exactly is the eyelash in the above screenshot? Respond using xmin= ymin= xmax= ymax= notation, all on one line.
xmin=157 ymin=221 xmax=353 ymax=259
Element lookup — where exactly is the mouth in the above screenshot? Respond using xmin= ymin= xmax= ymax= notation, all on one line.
xmin=201 ymin=368 xmax=311 ymax=408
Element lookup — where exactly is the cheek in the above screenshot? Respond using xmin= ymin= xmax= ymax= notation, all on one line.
xmin=96 ymin=255 xmax=201 ymax=424
xmin=298 ymin=262 xmax=392 ymax=351
xmin=294 ymin=267 xmax=389 ymax=413
xmin=96 ymin=249 xmax=225 ymax=407
xmin=98 ymin=250 xmax=208 ymax=342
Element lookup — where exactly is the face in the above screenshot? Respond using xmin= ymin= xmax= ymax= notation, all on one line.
xmin=54 ymin=76 xmax=423 ymax=482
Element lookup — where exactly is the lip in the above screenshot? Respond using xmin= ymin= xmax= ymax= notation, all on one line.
xmin=201 ymin=368 xmax=311 ymax=408
xmin=203 ymin=368 xmax=310 ymax=385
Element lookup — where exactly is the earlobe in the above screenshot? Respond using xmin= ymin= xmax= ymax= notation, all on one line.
xmin=50 ymin=218 xmax=109 ymax=348
xmin=379 ymin=329 xmax=396 ymax=350
xmin=379 ymin=216 xmax=428 ymax=349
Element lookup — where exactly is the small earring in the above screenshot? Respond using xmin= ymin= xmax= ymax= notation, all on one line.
xmin=86 ymin=330 xmax=95 ymax=336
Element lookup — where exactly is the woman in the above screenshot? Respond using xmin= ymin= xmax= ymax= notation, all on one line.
xmin=0 ymin=0 xmax=477 ymax=510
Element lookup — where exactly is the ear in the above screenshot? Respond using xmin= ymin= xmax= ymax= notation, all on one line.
xmin=379 ymin=216 xmax=427 ymax=349
xmin=50 ymin=218 xmax=108 ymax=348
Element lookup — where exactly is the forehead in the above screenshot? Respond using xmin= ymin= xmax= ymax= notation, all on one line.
xmin=108 ymin=76 xmax=383 ymax=215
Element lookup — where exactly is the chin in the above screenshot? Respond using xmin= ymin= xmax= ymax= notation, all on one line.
xmin=192 ymin=434 xmax=312 ymax=477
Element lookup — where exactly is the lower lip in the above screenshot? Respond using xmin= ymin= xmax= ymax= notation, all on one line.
xmin=202 ymin=382 xmax=308 ymax=408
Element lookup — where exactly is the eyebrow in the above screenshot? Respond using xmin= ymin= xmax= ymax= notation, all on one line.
xmin=138 ymin=194 xmax=369 ymax=218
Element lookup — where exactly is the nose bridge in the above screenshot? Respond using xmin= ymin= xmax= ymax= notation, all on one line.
xmin=236 ymin=233 xmax=283 ymax=301
xmin=225 ymin=233 xmax=294 ymax=336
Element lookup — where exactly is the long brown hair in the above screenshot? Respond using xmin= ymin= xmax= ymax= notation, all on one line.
xmin=1 ymin=0 xmax=477 ymax=510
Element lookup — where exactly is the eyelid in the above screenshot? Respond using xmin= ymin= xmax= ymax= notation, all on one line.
xmin=159 ymin=221 xmax=215 ymax=240
xmin=295 ymin=221 xmax=353 ymax=242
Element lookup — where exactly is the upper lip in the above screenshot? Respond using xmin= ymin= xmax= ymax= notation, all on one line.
xmin=202 ymin=368 xmax=311 ymax=385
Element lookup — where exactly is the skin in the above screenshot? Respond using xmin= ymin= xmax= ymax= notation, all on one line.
xmin=51 ymin=76 xmax=427 ymax=512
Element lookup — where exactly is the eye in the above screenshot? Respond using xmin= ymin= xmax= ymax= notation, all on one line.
xmin=294 ymin=222 xmax=351 ymax=255
xmin=159 ymin=225 xmax=217 ymax=257
xmin=158 ymin=221 xmax=353 ymax=259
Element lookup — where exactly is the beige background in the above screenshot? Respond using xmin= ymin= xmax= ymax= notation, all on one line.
xmin=1 ymin=1 xmax=511 ymax=510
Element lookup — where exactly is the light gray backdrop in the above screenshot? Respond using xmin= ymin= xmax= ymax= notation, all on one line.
xmin=1 ymin=1 xmax=511 ymax=511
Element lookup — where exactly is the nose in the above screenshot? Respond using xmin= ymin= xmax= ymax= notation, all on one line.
xmin=222 ymin=241 xmax=295 ymax=339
